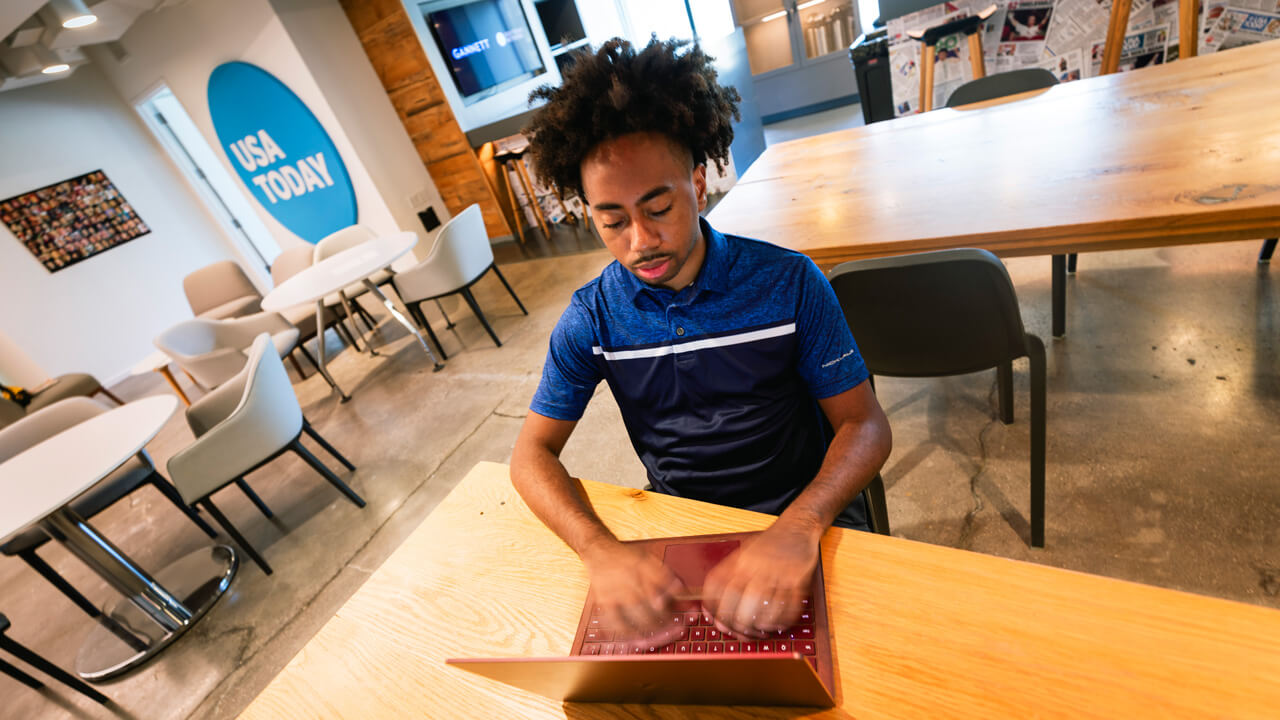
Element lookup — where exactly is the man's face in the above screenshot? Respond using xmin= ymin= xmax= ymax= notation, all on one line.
xmin=580 ymin=132 xmax=708 ymax=291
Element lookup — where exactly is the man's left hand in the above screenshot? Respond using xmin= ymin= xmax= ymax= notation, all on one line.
xmin=699 ymin=522 xmax=820 ymax=638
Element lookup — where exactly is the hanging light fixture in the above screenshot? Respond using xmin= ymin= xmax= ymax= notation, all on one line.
xmin=32 ymin=45 xmax=70 ymax=74
xmin=47 ymin=0 xmax=98 ymax=29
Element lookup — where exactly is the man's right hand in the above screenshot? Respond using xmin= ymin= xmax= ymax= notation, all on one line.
xmin=581 ymin=539 xmax=687 ymax=646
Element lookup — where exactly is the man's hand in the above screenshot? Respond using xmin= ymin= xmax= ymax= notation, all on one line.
xmin=582 ymin=540 xmax=687 ymax=646
xmin=700 ymin=522 xmax=820 ymax=638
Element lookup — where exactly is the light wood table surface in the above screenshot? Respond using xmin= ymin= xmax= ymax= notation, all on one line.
xmin=708 ymin=40 xmax=1280 ymax=336
xmin=240 ymin=461 xmax=1280 ymax=719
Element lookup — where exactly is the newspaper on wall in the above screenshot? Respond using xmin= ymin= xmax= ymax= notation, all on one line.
xmin=887 ymin=0 xmax=992 ymax=116
xmin=1038 ymin=47 xmax=1084 ymax=79
xmin=1088 ymin=23 xmax=1171 ymax=75
xmin=991 ymin=0 xmax=1056 ymax=71
xmin=1041 ymin=0 xmax=1111 ymax=57
xmin=1198 ymin=0 xmax=1277 ymax=52
xmin=1202 ymin=6 xmax=1280 ymax=51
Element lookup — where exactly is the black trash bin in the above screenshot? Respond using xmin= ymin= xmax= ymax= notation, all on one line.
xmin=849 ymin=29 xmax=894 ymax=125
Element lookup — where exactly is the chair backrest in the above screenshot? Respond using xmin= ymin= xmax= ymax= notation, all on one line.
xmin=946 ymin=68 xmax=1058 ymax=108
xmin=271 ymin=245 xmax=315 ymax=286
xmin=183 ymin=261 xmax=262 ymax=317
xmin=314 ymin=225 xmax=376 ymax=263
xmin=0 ymin=397 xmax=107 ymax=464
xmin=426 ymin=204 xmax=494 ymax=286
xmin=827 ymin=248 xmax=1029 ymax=377
xmin=154 ymin=319 xmax=248 ymax=389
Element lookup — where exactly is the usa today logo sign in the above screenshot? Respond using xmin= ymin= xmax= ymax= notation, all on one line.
xmin=207 ymin=62 xmax=356 ymax=243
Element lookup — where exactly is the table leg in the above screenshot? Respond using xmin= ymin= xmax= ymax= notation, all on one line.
xmin=313 ymin=301 xmax=351 ymax=403
xmin=339 ymin=291 xmax=377 ymax=356
xmin=363 ymin=279 xmax=445 ymax=372
xmin=1052 ymin=254 xmax=1066 ymax=338
xmin=42 ymin=508 xmax=237 ymax=681
xmin=155 ymin=366 xmax=191 ymax=406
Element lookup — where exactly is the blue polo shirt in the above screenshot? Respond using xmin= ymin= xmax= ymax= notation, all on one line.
xmin=531 ymin=218 xmax=870 ymax=524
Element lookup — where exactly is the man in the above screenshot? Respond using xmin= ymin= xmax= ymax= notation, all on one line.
xmin=512 ymin=37 xmax=891 ymax=644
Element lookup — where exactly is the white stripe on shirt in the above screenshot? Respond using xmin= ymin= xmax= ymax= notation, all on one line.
xmin=591 ymin=323 xmax=797 ymax=361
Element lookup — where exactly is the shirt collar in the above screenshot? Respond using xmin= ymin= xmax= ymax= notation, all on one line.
xmin=617 ymin=216 xmax=730 ymax=304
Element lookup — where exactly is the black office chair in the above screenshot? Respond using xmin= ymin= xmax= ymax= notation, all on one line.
xmin=945 ymin=67 xmax=1058 ymax=108
xmin=829 ymin=248 xmax=1047 ymax=547
xmin=1 ymin=613 xmax=108 ymax=704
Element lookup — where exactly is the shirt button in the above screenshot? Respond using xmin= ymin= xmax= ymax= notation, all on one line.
xmin=675 ymin=327 xmax=685 ymax=336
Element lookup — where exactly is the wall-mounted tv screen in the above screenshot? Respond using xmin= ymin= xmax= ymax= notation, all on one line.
xmin=424 ymin=0 xmax=546 ymax=105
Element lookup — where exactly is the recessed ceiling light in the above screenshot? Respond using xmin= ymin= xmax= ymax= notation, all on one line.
xmin=42 ymin=63 xmax=71 ymax=74
xmin=48 ymin=0 xmax=98 ymax=29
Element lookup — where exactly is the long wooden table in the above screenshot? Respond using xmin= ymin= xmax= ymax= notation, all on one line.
xmin=240 ymin=461 xmax=1280 ymax=718
xmin=707 ymin=39 xmax=1280 ymax=337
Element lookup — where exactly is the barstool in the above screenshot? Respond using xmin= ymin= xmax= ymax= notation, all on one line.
xmin=0 ymin=613 xmax=109 ymax=703
xmin=908 ymin=4 xmax=997 ymax=112
xmin=493 ymin=147 xmax=573 ymax=244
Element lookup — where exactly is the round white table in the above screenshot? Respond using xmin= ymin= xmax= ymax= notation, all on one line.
xmin=0 ymin=395 xmax=237 ymax=681
xmin=262 ymin=231 xmax=444 ymax=402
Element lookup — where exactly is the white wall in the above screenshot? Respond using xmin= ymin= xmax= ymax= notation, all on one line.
xmin=89 ymin=0 xmax=444 ymax=265
xmin=0 ymin=64 xmax=247 ymax=383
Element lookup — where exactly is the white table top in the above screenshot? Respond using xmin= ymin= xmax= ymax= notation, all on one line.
xmin=0 ymin=395 xmax=178 ymax=545
xmin=261 ymin=232 xmax=418 ymax=311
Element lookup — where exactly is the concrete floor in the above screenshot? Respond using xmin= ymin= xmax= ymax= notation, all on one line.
xmin=2 ymin=182 xmax=1278 ymax=717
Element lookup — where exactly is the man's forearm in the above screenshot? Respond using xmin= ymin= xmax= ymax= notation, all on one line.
xmin=510 ymin=442 xmax=621 ymax=562
xmin=777 ymin=415 xmax=892 ymax=539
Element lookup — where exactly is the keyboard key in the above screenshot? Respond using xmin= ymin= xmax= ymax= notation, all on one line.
xmin=684 ymin=613 xmax=700 ymax=626
xmin=701 ymin=614 xmax=716 ymax=626
xmin=708 ymin=629 xmax=721 ymax=641
xmin=677 ymin=642 xmax=692 ymax=653
xmin=801 ymin=597 xmax=812 ymax=608
xmin=759 ymin=641 xmax=774 ymax=652
xmin=722 ymin=631 xmax=735 ymax=640
xmin=671 ymin=614 xmax=684 ymax=626
xmin=708 ymin=642 xmax=724 ymax=654
xmin=776 ymin=642 xmax=790 ymax=653
xmin=691 ymin=627 xmax=706 ymax=641
xmin=692 ymin=643 xmax=707 ymax=654
xmin=799 ymin=641 xmax=816 ymax=655
xmin=583 ymin=643 xmax=601 ymax=655
xmin=586 ymin=628 xmax=613 ymax=643
xmin=794 ymin=625 xmax=814 ymax=640
xmin=772 ymin=629 xmax=788 ymax=638
xmin=677 ymin=627 xmax=689 ymax=641
xmin=742 ymin=642 xmax=757 ymax=653
xmin=646 ymin=644 xmax=660 ymax=654
xmin=591 ymin=605 xmax=603 ymax=616
xmin=724 ymin=642 xmax=739 ymax=653
xmin=661 ymin=644 xmax=675 ymax=654
xmin=588 ymin=616 xmax=603 ymax=629
xmin=799 ymin=610 xmax=813 ymax=624
xmin=631 ymin=645 xmax=645 ymax=655
xmin=601 ymin=643 xmax=616 ymax=656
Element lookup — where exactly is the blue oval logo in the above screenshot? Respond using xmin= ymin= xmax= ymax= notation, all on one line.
xmin=207 ymin=62 xmax=357 ymax=243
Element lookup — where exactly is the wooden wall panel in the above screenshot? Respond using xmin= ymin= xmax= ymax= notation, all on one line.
xmin=339 ymin=0 xmax=511 ymax=238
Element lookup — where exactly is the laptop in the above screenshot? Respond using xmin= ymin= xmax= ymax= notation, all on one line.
xmin=446 ymin=531 xmax=837 ymax=707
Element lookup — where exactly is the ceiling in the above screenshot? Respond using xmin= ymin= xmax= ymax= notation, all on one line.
xmin=0 ymin=0 xmax=187 ymax=93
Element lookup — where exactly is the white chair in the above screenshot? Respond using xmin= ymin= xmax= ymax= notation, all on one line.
xmin=166 ymin=334 xmax=363 ymax=575
xmin=182 ymin=260 xmax=263 ymax=320
xmin=392 ymin=204 xmax=527 ymax=356
xmin=154 ymin=313 xmax=303 ymax=390
xmin=271 ymin=245 xmax=362 ymax=356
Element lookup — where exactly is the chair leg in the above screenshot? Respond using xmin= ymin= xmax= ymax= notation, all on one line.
xmin=0 ymin=634 xmax=109 ymax=704
xmin=1026 ymin=334 xmax=1047 ymax=549
xmin=296 ymin=343 xmax=320 ymax=372
xmin=148 ymin=473 xmax=217 ymax=538
xmin=287 ymin=351 xmax=307 ymax=379
xmin=1051 ymin=255 xmax=1067 ymax=338
xmin=94 ymin=387 xmax=125 ymax=406
xmin=0 ymin=655 xmax=44 ymax=690
xmin=331 ymin=316 xmax=361 ymax=351
xmin=435 ymin=299 xmax=455 ymax=328
xmin=290 ymin=440 xmax=366 ymax=508
xmin=460 ymin=288 xmax=502 ymax=347
xmin=997 ymin=361 xmax=1014 ymax=425
xmin=200 ymin=499 xmax=273 ymax=575
xmin=863 ymin=473 xmax=891 ymax=536
xmin=234 ymin=478 xmax=274 ymax=519
xmin=1260 ymin=238 xmax=1277 ymax=264
xmin=302 ymin=420 xmax=356 ymax=471
xmin=409 ymin=302 xmax=448 ymax=361
xmin=15 ymin=551 xmax=149 ymax=652
xmin=1067 ymin=253 xmax=1078 ymax=273
xmin=489 ymin=264 xmax=528 ymax=315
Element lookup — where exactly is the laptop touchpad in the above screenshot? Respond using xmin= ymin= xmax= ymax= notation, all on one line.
xmin=662 ymin=540 xmax=740 ymax=589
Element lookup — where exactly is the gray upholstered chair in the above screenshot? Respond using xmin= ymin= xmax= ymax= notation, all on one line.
xmin=1 ymin=613 xmax=108 ymax=704
xmin=166 ymin=334 xmax=363 ymax=575
xmin=1 ymin=374 xmax=123 ymax=431
xmin=392 ymin=204 xmax=527 ymax=356
xmin=154 ymin=313 xmax=302 ymax=390
xmin=182 ymin=260 xmax=264 ymax=320
xmin=270 ymin=245 xmax=362 ymax=356
xmin=0 ymin=398 xmax=217 ymax=622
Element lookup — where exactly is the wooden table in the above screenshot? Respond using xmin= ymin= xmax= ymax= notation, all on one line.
xmin=240 ymin=461 xmax=1280 ymax=718
xmin=707 ymin=39 xmax=1280 ymax=336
